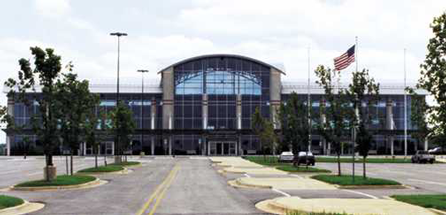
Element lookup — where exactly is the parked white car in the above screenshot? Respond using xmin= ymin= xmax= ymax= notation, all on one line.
xmin=279 ymin=151 xmax=294 ymax=162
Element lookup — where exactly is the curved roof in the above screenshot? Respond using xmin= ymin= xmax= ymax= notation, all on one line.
xmin=158 ymin=54 xmax=286 ymax=75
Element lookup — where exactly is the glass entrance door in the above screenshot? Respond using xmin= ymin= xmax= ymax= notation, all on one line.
xmin=209 ymin=141 xmax=237 ymax=156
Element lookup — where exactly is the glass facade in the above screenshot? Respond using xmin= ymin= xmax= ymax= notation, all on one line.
xmin=4 ymin=54 xmax=425 ymax=156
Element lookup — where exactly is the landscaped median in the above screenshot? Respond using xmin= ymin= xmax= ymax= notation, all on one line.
xmin=311 ymin=174 xmax=404 ymax=189
xmin=243 ymin=156 xmax=332 ymax=173
xmin=12 ymin=175 xmax=105 ymax=191
xmin=0 ymin=195 xmax=44 ymax=215
xmin=243 ymin=155 xmax=437 ymax=164
xmin=77 ymin=161 xmax=141 ymax=174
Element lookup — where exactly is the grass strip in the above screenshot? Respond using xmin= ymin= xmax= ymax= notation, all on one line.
xmin=311 ymin=174 xmax=400 ymax=186
xmin=392 ymin=194 xmax=446 ymax=211
xmin=277 ymin=165 xmax=331 ymax=173
xmin=15 ymin=175 xmax=96 ymax=187
xmin=244 ymin=156 xmax=420 ymax=164
xmin=0 ymin=195 xmax=24 ymax=210
xmin=78 ymin=165 xmax=124 ymax=173
xmin=111 ymin=161 xmax=141 ymax=166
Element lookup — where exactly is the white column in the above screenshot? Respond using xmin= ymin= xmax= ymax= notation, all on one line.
xmin=424 ymin=139 xmax=428 ymax=151
xmin=151 ymin=136 xmax=155 ymax=155
xmin=83 ymin=142 xmax=87 ymax=156
xmin=207 ymin=141 xmax=211 ymax=155
xmin=6 ymin=136 xmax=11 ymax=156
xmin=168 ymin=137 xmax=172 ymax=155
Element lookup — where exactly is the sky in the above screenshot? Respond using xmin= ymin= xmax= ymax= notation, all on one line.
xmin=0 ymin=0 xmax=445 ymax=143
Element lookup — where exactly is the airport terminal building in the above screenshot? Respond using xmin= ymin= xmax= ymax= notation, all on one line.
xmin=3 ymin=54 xmax=428 ymax=156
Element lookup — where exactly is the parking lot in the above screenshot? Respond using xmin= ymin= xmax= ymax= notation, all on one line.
xmin=0 ymin=156 xmax=445 ymax=214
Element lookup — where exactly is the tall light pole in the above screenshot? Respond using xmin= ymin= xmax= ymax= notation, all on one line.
xmin=110 ymin=32 xmax=128 ymax=105
xmin=137 ymin=69 xmax=149 ymax=153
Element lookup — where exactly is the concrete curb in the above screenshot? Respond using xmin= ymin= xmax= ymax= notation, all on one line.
xmin=11 ymin=178 xmax=107 ymax=191
xmin=338 ymin=184 xmax=407 ymax=189
xmin=386 ymin=196 xmax=446 ymax=215
xmin=227 ymin=179 xmax=273 ymax=190
xmin=77 ymin=167 xmax=131 ymax=175
xmin=0 ymin=201 xmax=44 ymax=215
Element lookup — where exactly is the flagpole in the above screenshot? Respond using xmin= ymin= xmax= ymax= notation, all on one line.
xmin=308 ymin=46 xmax=312 ymax=152
xmin=404 ymin=48 xmax=407 ymax=159
xmin=352 ymin=36 xmax=358 ymax=182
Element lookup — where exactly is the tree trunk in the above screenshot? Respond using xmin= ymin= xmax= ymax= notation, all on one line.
xmin=95 ymin=153 xmax=98 ymax=169
xmin=363 ymin=156 xmax=367 ymax=179
xmin=337 ymin=153 xmax=342 ymax=176
xmin=70 ymin=152 xmax=73 ymax=176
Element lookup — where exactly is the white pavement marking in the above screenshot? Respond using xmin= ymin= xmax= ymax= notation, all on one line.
xmin=0 ymin=170 xmax=22 ymax=175
xmin=244 ymin=173 xmax=251 ymax=178
xmin=342 ymin=189 xmax=379 ymax=199
xmin=408 ymin=178 xmax=446 ymax=187
xmin=272 ymin=188 xmax=292 ymax=197
xmin=289 ymin=174 xmax=303 ymax=179
xmin=27 ymin=172 xmax=42 ymax=176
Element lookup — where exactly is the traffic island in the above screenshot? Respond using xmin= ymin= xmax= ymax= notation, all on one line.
xmin=12 ymin=175 xmax=106 ymax=191
xmin=112 ymin=161 xmax=141 ymax=167
xmin=229 ymin=177 xmax=336 ymax=190
xmin=0 ymin=195 xmax=44 ymax=215
xmin=78 ymin=165 xmax=125 ymax=174
xmin=311 ymin=174 xmax=405 ymax=189
xmin=222 ymin=167 xmax=288 ymax=175
xmin=391 ymin=194 xmax=446 ymax=213
xmin=276 ymin=166 xmax=331 ymax=173
xmin=255 ymin=197 xmax=437 ymax=215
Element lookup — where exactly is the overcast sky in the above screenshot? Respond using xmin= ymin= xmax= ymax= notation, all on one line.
xmin=1 ymin=0 xmax=445 ymax=142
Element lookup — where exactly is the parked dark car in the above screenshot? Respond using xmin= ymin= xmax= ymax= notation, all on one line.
xmin=293 ymin=151 xmax=315 ymax=166
xmin=411 ymin=150 xmax=435 ymax=164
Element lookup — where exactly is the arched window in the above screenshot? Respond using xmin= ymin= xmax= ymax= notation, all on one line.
xmin=174 ymin=57 xmax=267 ymax=95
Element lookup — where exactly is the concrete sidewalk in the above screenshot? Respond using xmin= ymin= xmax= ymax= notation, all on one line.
xmin=256 ymin=197 xmax=437 ymax=215
xmin=232 ymin=177 xmax=336 ymax=190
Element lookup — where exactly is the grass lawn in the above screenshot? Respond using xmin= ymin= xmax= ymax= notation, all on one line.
xmin=15 ymin=175 xmax=96 ymax=187
xmin=287 ymin=211 xmax=350 ymax=215
xmin=0 ymin=195 xmax=24 ymax=210
xmin=316 ymin=157 xmax=413 ymax=163
xmin=111 ymin=161 xmax=141 ymax=166
xmin=243 ymin=156 xmax=281 ymax=166
xmin=311 ymin=174 xmax=400 ymax=186
xmin=78 ymin=165 xmax=124 ymax=173
xmin=392 ymin=194 xmax=446 ymax=211
xmin=277 ymin=165 xmax=331 ymax=173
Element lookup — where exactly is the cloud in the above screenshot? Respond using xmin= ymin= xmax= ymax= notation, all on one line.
xmin=34 ymin=0 xmax=70 ymax=18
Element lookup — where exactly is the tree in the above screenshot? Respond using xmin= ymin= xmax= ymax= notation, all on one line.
xmin=252 ymin=107 xmax=267 ymax=160
xmin=261 ymin=118 xmax=278 ymax=161
xmin=315 ymin=65 xmax=350 ymax=176
xmin=55 ymin=72 xmax=99 ymax=174
xmin=345 ymin=69 xmax=380 ymax=179
xmin=279 ymin=92 xmax=312 ymax=165
xmin=5 ymin=47 xmax=63 ymax=181
xmin=417 ymin=13 xmax=446 ymax=153
xmin=407 ymin=89 xmax=430 ymax=151
xmin=110 ymin=101 xmax=136 ymax=163
xmin=84 ymin=107 xmax=107 ymax=168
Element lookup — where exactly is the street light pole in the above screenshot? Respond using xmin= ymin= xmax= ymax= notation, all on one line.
xmin=110 ymin=32 xmax=128 ymax=105
xmin=110 ymin=32 xmax=127 ymax=159
xmin=137 ymin=69 xmax=149 ymax=153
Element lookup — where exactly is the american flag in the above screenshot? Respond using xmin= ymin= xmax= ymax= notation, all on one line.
xmin=334 ymin=45 xmax=355 ymax=71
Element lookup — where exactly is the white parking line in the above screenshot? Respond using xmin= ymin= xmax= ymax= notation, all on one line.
xmin=342 ymin=189 xmax=378 ymax=199
xmin=244 ymin=173 xmax=251 ymax=178
xmin=272 ymin=188 xmax=292 ymax=197
xmin=289 ymin=174 xmax=303 ymax=179
xmin=0 ymin=170 xmax=22 ymax=175
xmin=408 ymin=179 xmax=446 ymax=187
xmin=27 ymin=172 xmax=41 ymax=176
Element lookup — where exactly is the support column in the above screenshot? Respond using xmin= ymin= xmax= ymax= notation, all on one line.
xmin=83 ymin=142 xmax=87 ymax=156
xmin=207 ymin=141 xmax=211 ymax=156
xmin=238 ymin=135 xmax=243 ymax=156
xmin=424 ymin=139 xmax=428 ymax=151
xmin=168 ymin=136 xmax=172 ymax=155
xmin=386 ymin=98 xmax=394 ymax=156
xmin=6 ymin=136 xmax=11 ymax=156
xmin=151 ymin=136 xmax=155 ymax=155
xmin=6 ymin=96 xmax=14 ymax=156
